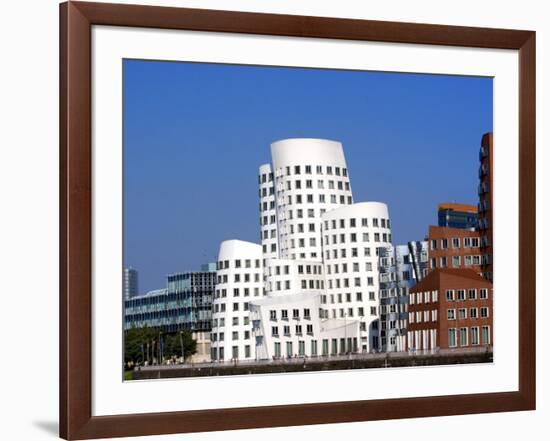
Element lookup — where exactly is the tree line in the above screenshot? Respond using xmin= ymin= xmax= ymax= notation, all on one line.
xmin=124 ymin=327 xmax=197 ymax=366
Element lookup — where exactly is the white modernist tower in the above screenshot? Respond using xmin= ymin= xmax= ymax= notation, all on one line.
xmin=211 ymin=139 xmax=393 ymax=361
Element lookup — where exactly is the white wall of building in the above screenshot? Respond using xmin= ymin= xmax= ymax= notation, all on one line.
xmin=264 ymin=258 xmax=325 ymax=296
xmin=321 ymin=202 xmax=392 ymax=351
xmin=210 ymin=240 xmax=263 ymax=361
xmin=270 ymin=138 xmax=354 ymax=261
xmin=250 ymin=292 xmax=360 ymax=359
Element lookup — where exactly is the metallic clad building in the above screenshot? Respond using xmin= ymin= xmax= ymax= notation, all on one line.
xmin=379 ymin=242 xmax=428 ymax=352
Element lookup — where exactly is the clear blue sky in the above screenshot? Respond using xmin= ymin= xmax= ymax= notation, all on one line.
xmin=124 ymin=59 xmax=493 ymax=294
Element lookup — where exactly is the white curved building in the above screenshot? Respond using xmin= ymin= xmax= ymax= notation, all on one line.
xmin=267 ymin=139 xmax=354 ymax=261
xmin=321 ymin=202 xmax=392 ymax=351
xmin=213 ymin=138 xmax=404 ymax=361
xmin=210 ymin=240 xmax=263 ymax=361
xmin=258 ymin=163 xmax=278 ymax=260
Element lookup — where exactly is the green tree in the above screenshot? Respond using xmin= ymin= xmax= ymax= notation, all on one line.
xmin=163 ymin=330 xmax=197 ymax=361
xmin=124 ymin=327 xmax=197 ymax=365
xmin=124 ymin=326 xmax=159 ymax=364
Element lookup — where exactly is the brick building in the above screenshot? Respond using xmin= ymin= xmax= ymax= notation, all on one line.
xmin=427 ymin=132 xmax=493 ymax=282
xmin=427 ymin=226 xmax=482 ymax=275
xmin=407 ymin=268 xmax=493 ymax=351
xmin=478 ymin=132 xmax=493 ymax=281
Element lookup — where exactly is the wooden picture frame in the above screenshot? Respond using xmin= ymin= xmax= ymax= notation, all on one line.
xmin=60 ymin=1 xmax=536 ymax=439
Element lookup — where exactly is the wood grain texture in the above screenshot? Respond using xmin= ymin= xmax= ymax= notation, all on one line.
xmin=59 ymin=2 xmax=536 ymax=439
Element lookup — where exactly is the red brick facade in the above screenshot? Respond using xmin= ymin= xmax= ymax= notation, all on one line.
xmin=427 ymin=226 xmax=483 ymax=276
xmin=407 ymin=268 xmax=493 ymax=351
xmin=479 ymin=132 xmax=493 ymax=281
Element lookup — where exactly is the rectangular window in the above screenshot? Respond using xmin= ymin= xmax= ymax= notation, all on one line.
xmin=448 ymin=328 xmax=457 ymax=347
xmin=460 ymin=327 xmax=468 ymax=346
xmin=286 ymin=341 xmax=293 ymax=357
xmin=322 ymin=339 xmax=329 ymax=355
xmin=471 ymin=327 xmax=480 ymax=345
xmin=482 ymin=326 xmax=491 ymax=345
xmin=311 ymin=340 xmax=318 ymax=356
xmin=274 ymin=342 xmax=281 ymax=357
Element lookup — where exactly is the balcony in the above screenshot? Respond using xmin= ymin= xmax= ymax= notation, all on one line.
xmin=479 ymin=146 xmax=488 ymax=160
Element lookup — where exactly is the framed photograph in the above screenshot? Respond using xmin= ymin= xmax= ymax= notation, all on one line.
xmin=60 ymin=1 xmax=536 ymax=439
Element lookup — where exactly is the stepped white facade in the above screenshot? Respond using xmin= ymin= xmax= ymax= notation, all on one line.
xmin=211 ymin=138 xmax=395 ymax=361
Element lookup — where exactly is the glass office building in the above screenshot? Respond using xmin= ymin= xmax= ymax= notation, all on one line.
xmin=124 ymin=263 xmax=216 ymax=333
xmin=437 ymin=203 xmax=478 ymax=230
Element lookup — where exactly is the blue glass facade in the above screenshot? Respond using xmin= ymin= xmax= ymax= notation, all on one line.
xmin=124 ymin=264 xmax=216 ymax=333
xmin=437 ymin=207 xmax=478 ymax=230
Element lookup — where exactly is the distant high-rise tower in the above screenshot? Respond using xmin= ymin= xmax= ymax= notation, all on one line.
xmin=123 ymin=267 xmax=139 ymax=300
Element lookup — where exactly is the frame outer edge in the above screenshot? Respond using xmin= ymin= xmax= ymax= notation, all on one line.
xmin=61 ymin=2 xmax=94 ymax=440
xmin=59 ymin=2 xmax=68 ymax=438
xmin=518 ymin=32 xmax=536 ymax=409
xmin=60 ymin=2 xmax=537 ymax=439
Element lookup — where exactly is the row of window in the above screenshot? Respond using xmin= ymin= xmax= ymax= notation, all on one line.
xmin=269 ymin=308 xmax=311 ymax=321
xmin=266 ymin=263 xmax=324 ymax=276
xmin=211 ymin=329 xmax=252 ymax=342
xmin=445 ymin=288 xmax=489 ymax=301
xmin=274 ymin=194 xmax=354 ymax=213
xmin=325 ymin=246 xmax=380 ymax=260
xmin=271 ymin=164 xmax=349 ymax=179
xmin=430 ymin=255 xmax=488 ymax=269
xmin=448 ymin=326 xmax=491 ymax=347
xmin=430 ymin=236 xmax=480 ymax=250
xmin=124 ymin=289 xmax=212 ymax=307
xmin=326 ymin=261 xmax=373 ymax=274
xmin=409 ymin=288 xmax=489 ymax=305
xmin=324 ymin=232 xmax=391 ymax=245
xmin=326 ymin=276 xmax=375 ymax=289
xmin=215 ymin=287 xmax=263 ymax=298
xmin=211 ymin=345 xmax=252 ymax=360
xmin=266 ymin=279 xmax=324 ymax=292
xmin=409 ymin=310 xmax=438 ymax=323
xmin=274 ymin=178 xmax=351 ymax=192
xmin=321 ymin=306 xmax=378 ymax=319
xmin=216 ymin=273 xmax=262 ymax=284
xmin=324 ymin=217 xmax=390 ymax=230
xmin=212 ymin=301 xmax=254 ymax=314
xmin=212 ymin=316 xmax=250 ymax=328
xmin=273 ymin=336 xmax=359 ymax=358
xmin=271 ymin=324 xmax=315 ymax=337
xmin=447 ymin=307 xmax=490 ymax=320
xmin=320 ymin=291 xmax=376 ymax=304
xmin=217 ymin=259 xmax=261 ymax=270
